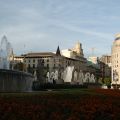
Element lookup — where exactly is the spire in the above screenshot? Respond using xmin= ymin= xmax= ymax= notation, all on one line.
xmin=56 ymin=46 xmax=61 ymax=56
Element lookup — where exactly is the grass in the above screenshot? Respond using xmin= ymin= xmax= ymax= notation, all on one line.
xmin=0 ymin=89 xmax=101 ymax=97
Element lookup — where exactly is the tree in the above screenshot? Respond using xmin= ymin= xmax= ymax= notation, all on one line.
xmin=103 ymin=77 xmax=111 ymax=88
xmin=27 ymin=66 xmax=34 ymax=74
xmin=36 ymin=59 xmax=47 ymax=84
xmin=13 ymin=62 xmax=25 ymax=71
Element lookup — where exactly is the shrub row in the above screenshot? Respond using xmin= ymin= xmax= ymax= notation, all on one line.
xmin=32 ymin=82 xmax=87 ymax=90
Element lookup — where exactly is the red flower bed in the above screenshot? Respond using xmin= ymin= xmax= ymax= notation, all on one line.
xmin=0 ymin=89 xmax=119 ymax=120
xmin=95 ymin=89 xmax=120 ymax=97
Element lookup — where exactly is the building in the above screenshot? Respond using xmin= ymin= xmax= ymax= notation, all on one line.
xmin=99 ymin=55 xmax=111 ymax=78
xmin=100 ymin=55 xmax=111 ymax=67
xmin=13 ymin=55 xmax=24 ymax=63
xmin=13 ymin=43 xmax=101 ymax=84
xmin=23 ymin=47 xmax=87 ymax=72
xmin=61 ymin=42 xmax=84 ymax=59
xmin=72 ymin=41 xmax=84 ymax=57
xmin=88 ymin=56 xmax=98 ymax=64
xmin=111 ymin=33 xmax=120 ymax=88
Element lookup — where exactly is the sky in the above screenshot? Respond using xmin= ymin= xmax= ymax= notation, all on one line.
xmin=0 ymin=0 xmax=120 ymax=57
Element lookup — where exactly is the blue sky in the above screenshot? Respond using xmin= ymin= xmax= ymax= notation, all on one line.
xmin=0 ymin=0 xmax=120 ymax=57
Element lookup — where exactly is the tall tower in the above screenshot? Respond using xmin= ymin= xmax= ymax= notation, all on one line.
xmin=111 ymin=33 xmax=120 ymax=88
xmin=72 ymin=41 xmax=84 ymax=57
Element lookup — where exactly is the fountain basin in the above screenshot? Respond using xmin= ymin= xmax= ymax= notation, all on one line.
xmin=0 ymin=69 xmax=34 ymax=92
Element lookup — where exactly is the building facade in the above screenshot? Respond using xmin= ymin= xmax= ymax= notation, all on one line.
xmin=13 ymin=43 xmax=101 ymax=84
xmin=111 ymin=34 xmax=120 ymax=87
xmin=99 ymin=55 xmax=111 ymax=78
xmin=100 ymin=55 xmax=111 ymax=67
xmin=61 ymin=42 xmax=84 ymax=59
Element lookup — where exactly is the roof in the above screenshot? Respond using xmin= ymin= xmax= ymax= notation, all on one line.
xmin=24 ymin=52 xmax=56 ymax=58
xmin=14 ymin=56 xmax=24 ymax=58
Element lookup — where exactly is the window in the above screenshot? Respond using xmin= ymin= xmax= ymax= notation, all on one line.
xmin=47 ymin=64 xmax=49 ymax=68
xmin=28 ymin=64 xmax=30 ymax=68
xmin=42 ymin=59 xmax=44 ymax=63
xmin=33 ymin=64 xmax=35 ymax=68
xmin=47 ymin=59 xmax=49 ymax=62
xmin=29 ymin=60 xmax=30 ymax=63
xmin=33 ymin=59 xmax=35 ymax=63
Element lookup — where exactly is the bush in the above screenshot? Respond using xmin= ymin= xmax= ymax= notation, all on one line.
xmin=32 ymin=82 xmax=87 ymax=90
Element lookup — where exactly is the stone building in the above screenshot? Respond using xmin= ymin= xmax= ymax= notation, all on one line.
xmin=13 ymin=43 xmax=100 ymax=84
xmin=13 ymin=55 xmax=24 ymax=63
xmin=23 ymin=46 xmax=87 ymax=72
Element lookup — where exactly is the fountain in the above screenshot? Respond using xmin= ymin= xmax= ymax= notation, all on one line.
xmin=78 ymin=70 xmax=84 ymax=84
xmin=0 ymin=36 xmax=34 ymax=92
xmin=46 ymin=66 xmax=96 ymax=85
xmin=0 ymin=36 xmax=12 ymax=69
xmin=64 ymin=66 xmax=74 ymax=83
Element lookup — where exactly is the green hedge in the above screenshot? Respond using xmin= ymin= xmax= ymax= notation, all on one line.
xmin=32 ymin=81 xmax=87 ymax=90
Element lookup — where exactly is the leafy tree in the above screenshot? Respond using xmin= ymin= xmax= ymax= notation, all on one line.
xmin=27 ymin=66 xmax=34 ymax=74
xmin=36 ymin=59 xmax=47 ymax=84
xmin=103 ymin=77 xmax=111 ymax=88
xmin=14 ymin=62 xmax=25 ymax=71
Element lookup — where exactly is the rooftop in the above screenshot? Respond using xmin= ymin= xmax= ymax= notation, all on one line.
xmin=23 ymin=52 xmax=56 ymax=57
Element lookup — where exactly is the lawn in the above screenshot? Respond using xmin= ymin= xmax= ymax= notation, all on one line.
xmin=0 ymin=89 xmax=120 ymax=120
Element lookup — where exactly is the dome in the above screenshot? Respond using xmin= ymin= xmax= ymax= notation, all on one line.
xmin=115 ymin=33 xmax=120 ymax=41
